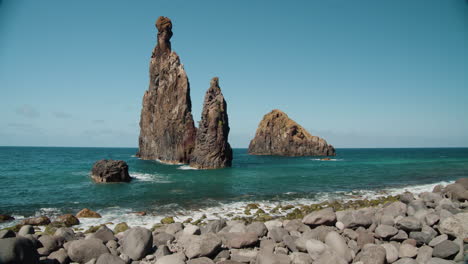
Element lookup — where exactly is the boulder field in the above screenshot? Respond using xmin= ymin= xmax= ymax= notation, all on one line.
xmin=1 ymin=178 xmax=467 ymax=263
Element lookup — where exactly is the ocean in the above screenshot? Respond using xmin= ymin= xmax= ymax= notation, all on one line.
xmin=1 ymin=147 xmax=467 ymax=230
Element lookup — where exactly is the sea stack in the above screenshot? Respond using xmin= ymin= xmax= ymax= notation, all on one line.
xmin=248 ymin=109 xmax=335 ymax=156
xmin=190 ymin=77 xmax=233 ymax=169
xmin=137 ymin=16 xmax=197 ymax=164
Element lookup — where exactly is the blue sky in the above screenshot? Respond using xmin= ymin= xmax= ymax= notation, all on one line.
xmin=1 ymin=0 xmax=467 ymax=148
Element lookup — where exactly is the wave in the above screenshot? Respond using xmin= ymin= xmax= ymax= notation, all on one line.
xmin=177 ymin=165 xmax=199 ymax=170
xmin=130 ymin=172 xmax=172 ymax=183
xmin=311 ymin=158 xmax=344 ymax=161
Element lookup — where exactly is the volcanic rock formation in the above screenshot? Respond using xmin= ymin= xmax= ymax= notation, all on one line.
xmin=190 ymin=78 xmax=233 ymax=169
xmin=137 ymin=16 xmax=197 ymax=164
xmin=248 ymin=109 xmax=335 ymax=156
xmin=91 ymin=160 xmax=131 ymax=183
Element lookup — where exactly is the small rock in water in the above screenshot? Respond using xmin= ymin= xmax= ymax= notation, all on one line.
xmin=91 ymin=159 xmax=131 ymax=183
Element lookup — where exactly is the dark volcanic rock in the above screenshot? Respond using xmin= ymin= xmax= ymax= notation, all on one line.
xmin=248 ymin=109 xmax=335 ymax=156
xmin=137 ymin=16 xmax=197 ymax=164
xmin=190 ymin=77 xmax=232 ymax=169
xmin=91 ymin=160 xmax=131 ymax=183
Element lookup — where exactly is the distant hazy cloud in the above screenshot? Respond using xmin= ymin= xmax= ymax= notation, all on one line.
xmin=15 ymin=105 xmax=39 ymax=118
xmin=53 ymin=111 xmax=72 ymax=119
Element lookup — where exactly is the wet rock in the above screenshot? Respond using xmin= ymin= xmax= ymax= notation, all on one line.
xmin=302 ymin=208 xmax=336 ymax=227
xmin=122 ymin=227 xmax=153 ymax=260
xmin=0 ymin=237 xmax=39 ymax=264
xmin=354 ymin=244 xmax=387 ymax=264
xmin=190 ymin=77 xmax=232 ymax=169
xmin=67 ymin=238 xmax=110 ymax=263
xmin=432 ymin=240 xmax=459 ymax=259
xmin=138 ymin=16 xmax=197 ymax=164
xmin=248 ymin=109 xmax=335 ymax=156
xmin=76 ymin=208 xmax=102 ymax=218
xmin=0 ymin=214 xmax=14 ymax=223
xmin=91 ymin=160 xmax=131 ymax=183
xmin=55 ymin=214 xmax=80 ymax=227
xmin=21 ymin=215 xmax=51 ymax=226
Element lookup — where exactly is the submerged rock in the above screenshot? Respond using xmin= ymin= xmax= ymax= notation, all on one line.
xmin=190 ymin=77 xmax=232 ymax=169
xmin=137 ymin=16 xmax=197 ymax=164
xmin=91 ymin=160 xmax=131 ymax=183
xmin=248 ymin=109 xmax=335 ymax=156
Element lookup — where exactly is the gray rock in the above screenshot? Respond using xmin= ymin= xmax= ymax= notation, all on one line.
xmin=264 ymin=220 xmax=283 ymax=231
xmin=67 ymin=238 xmax=110 ymax=263
xmin=187 ymin=257 xmax=215 ymax=264
xmin=224 ymin=232 xmax=258 ymax=249
xmin=260 ymin=239 xmax=275 ymax=253
xmin=183 ymin=233 xmax=221 ymax=258
xmin=432 ymin=240 xmax=459 ymax=259
xmin=343 ymin=229 xmax=358 ymax=240
xmin=380 ymin=214 xmax=395 ymax=226
xmin=0 ymin=237 xmax=39 ymax=264
xmin=381 ymin=243 xmax=399 ymax=263
xmin=409 ymin=231 xmax=433 ymax=245
xmin=357 ymin=230 xmax=375 ymax=248
xmin=284 ymin=219 xmax=310 ymax=233
xmin=438 ymin=212 xmax=468 ymax=238
xmin=400 ymin=192 xmax=415 ymax=204
xmin=165 ymin=223 xmax=184 ymax=235
xmin=154 ymin=245 xmax=170 ymax=260
xmin=202 ymin=219 xmax=226 ymax=234
xmin=429 ymin=234 xmax=448 ymax=247
xmin=256 ymin=251 xmax=291 ymax=264
xmin=397 ymin=216 xmax=422 ymax=232
xmin=122 ymin=227 xmax=153 ymax=260
xmin=425 ymin=213 xmax=440 ymax=226
xmin=443 ymin=183 xmax=468 ymax=202
xmin=18 ymin=225 xmax=35 ymax=236
xmin=105 ymin=240 xmax=118 ymax=255
xmin=305 ymin=239 xmax=327 ymax=260
xmin=54 ymin=227 xmax=76 ymax=242
xmin=38 ymin=235 xmax=62 ymax=256
xmin=407 ymin=199 xmax=426 ymax=216
xmin=274 ymin=246 xmax=288 ymax=255
xmin=314 ymin=250 xmax=347 ymax=264
xmin=155 ymin=253 xmax=186 ymax=264
xmin=246 ymin=222 xmax=268 ymax=237
xmin=354 ymin=244 xmax=386 ymax=264
xmin=88 ymin=225 xmax=115 ymax=243
xmin=213 ymin=249 xmax=230 ymax=262
xmin=289 ymin=252 xmax=312 ymax=264
xmin=416 ymin=245 xmax=433 ymax=264
xmin=230 ymin=248 xmax=258 ymax=263
xmin=399 ymin=243 xmax=418 ymax=258
xmin=47 ymin=248 xmax=70 ymax=264
xmin=455 ymin=177 xmax=468 ymax=189
xmin=268 ymin=227 xmax=289 ymax=243
xmin=391 ymin=229 xmax=408 ymax=241
xmin=383 ymin=201 xmax=408 ymax=217
xmin=96 ymin=253 xmax=126 ymax=264
xmin=336 ymin=209 xmax=373 ymax=229
xmin=375 ymin=224 xmax=398 ymax=239
xmin=153 ymin=232 xmax=175 ymax=246
xmin=183 ymin=224 xmax=200 ymax=235
xmin=0 ymin=229 xmax=16 ymax=239
xmin=324 ymin=231 xmax=352 ymax=262
xmin=283 ymin=235 xmax=298 ymax=252
xmin=302 ymin=208 xmax=336 ymax=226
xmin=91 ymin=159 xmax=131 ymax=183
xmin=427 ymin=258 xmax=457 ymax=264
xmin=228 ymin=223 xmax=246 ymax=233
xmin=393 ymin=258 xmax=418 ymax=264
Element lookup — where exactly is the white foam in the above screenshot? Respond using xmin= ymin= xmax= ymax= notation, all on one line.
xmin=130 ymin=172 xmax=172 ymax=183
xmin=310 ymin=158 xmax=344 ymax=161
xmin=177 ymin=165 xmax=199 ymax=170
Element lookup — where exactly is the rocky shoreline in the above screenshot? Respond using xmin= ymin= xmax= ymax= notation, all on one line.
xmin=1 ymin=179 xmax=467 ymax=264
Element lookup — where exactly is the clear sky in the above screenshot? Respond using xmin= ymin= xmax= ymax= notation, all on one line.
xmin=1 ymin=0 xmax=467 ymax=148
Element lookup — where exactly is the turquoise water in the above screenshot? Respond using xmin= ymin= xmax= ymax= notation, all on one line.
xmin=0 ymin=147 xmax=467 ymax=228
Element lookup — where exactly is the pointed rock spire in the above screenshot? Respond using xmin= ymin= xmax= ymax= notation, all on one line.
xmin=190 ymin=77 xmax=233 ymax=169
xmin=248 ymin=109 xmax=335 ymax=156
xmin=137 ymin=16 xmax=197 ymax=163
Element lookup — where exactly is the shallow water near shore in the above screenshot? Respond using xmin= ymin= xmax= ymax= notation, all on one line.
xmin=1 ymin=147 xmax=467 ymax=229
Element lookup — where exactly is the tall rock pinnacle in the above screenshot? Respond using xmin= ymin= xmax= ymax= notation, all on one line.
xmin=190 ymin=77 xmax=233 ymax=169
xmin=137 ymin=16 xmax=197 ymax=164
xmin=248 ymin=109 xmax=335 ymax=156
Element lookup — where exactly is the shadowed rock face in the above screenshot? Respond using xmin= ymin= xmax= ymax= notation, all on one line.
xmin=91 ymin=160 xmax=131 ymax=183
xmin=190 ymin=77 xmax=232 ymax=169
xmin=248 ymin=109 xmax=335 ymax=156
xmin=137 ymin=16 xmax=197 ymax=164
